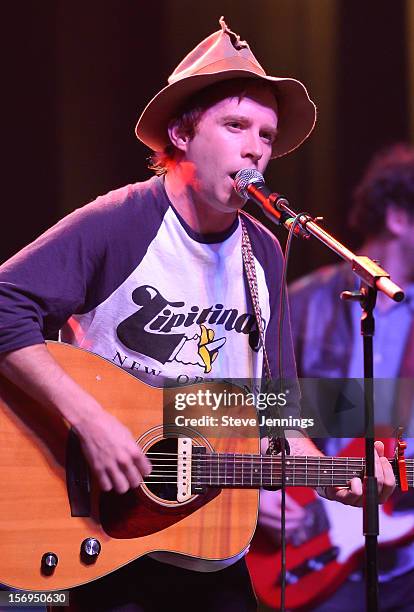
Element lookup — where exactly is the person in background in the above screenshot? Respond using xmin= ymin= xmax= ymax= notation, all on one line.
xmin=255 ymin=143 xmax=414 ymax=611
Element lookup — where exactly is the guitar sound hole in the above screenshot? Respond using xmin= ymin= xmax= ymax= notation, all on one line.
xmin=145 ymin=438 xmax=179 ymax=501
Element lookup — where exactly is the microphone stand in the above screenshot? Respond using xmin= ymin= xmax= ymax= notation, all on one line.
xmin=256 ymin=191 xmax=404 ymax=612
xmin=341 ymin=282 xmax=380 ymax=610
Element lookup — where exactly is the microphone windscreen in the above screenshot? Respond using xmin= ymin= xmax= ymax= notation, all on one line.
xmin=233 ymin=169 xmax=265 ymax=199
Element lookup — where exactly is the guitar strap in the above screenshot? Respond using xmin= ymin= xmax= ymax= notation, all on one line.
xmin=240 ymin=216 xmax=285 ymax=456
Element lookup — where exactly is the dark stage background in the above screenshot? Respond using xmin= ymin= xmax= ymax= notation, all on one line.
xmin=3 ymin=0 xmax=413 ymax=281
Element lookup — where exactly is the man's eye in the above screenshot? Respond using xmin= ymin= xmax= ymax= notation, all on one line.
xmin=262 ymin=132 xmax=275 ymax=143
xmin=227 ymin=122 xmax=242 ymax=129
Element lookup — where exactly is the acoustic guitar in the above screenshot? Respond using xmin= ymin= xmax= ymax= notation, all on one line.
xmin=0 ymin=342 xmax=410 ymax=593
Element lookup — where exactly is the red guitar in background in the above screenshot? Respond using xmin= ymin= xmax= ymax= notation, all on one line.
xmin=247 ymin=437 xmax=414 ymax=610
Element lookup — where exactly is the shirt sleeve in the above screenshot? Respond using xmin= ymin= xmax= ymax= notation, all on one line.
xmin=0 ymin=178 xmax=169 ymax=355
xmin=0 ymin=183 xmax=146 ymax=355
xmin=0 ymin=204 xmax=105 ymax=353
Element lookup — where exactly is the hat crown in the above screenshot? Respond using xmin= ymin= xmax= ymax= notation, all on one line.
xmin=168 ymin=17 xmax=266 ymax=84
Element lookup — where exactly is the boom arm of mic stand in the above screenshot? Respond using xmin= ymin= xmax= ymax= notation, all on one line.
xmin=274 ymin=200 xmax=405 ymax=303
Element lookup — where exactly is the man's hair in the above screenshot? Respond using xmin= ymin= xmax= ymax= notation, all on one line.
xmin=148 ymin=78 xmax=277 ymax=175
xmin=349 ymin=143 xmax=414 ymax=240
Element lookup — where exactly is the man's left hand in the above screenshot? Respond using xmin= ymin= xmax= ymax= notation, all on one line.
xmin=323 ymin=441 xmax=396 ymax=507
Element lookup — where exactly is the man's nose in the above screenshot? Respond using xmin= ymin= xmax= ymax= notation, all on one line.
xmin=241 ymin=133 xmax=263 ymax=162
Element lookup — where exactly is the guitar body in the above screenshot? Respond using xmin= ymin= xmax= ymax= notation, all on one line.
xmin=0 ymin=342 xmax=258 ymax=591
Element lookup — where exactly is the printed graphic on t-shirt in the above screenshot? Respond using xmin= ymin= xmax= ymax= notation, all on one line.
xmin=116 ymin=284 xmax=264 ymax=375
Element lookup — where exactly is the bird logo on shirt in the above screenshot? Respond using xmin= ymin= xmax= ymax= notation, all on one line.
xmin=198 ymin=324 xmax=225 ymax=373
xmin=172 ymin=324 xmax=226 ymax=373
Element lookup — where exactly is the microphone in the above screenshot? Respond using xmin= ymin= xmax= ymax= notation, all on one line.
xmin=233 ymin=169 xmax=310 ymax=239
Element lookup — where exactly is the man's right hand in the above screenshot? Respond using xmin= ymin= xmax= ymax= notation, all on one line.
xmin=75 ymin=405 xmax=152 ymax=494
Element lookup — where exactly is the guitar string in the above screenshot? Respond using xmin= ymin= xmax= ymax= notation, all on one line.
xmin=146 ymin=461 xmax=408 ymax=471
xmin=145 ymin=468 xmax=414 ymax=476
xmin=145 ymin=452 xmax=403 ymax=463
xmin=139 ymin=478 xmax=413 ymax=485
xmin=146 ymin=464 xmax=412 ymax=476
xmin=145 ymin=452 xmax=410 ymax=464
xmin=146 ymin=456 xmax=368 ymax=465
xmin=146 ymin=458 xmax=411 ymax=468
xmin=140 ymin=477 xmax=414 ymax=485
xmin=146 ymin=455 xmax=368 ymax=461
xmin=147 ymin=457 xmax=367 ymax=462
xmin=139 ymin=480 xmax=360 ymax=489
xmin=145 ymin=466 xmax=414 ymax=480
xmin=146 ymin=474 xmax=377 ymax=478
xmin=146 ymin=463 xmax=388 ymax=472
xmin=147 ymin=453 xmax=407 ymax=459
xmin=147 ymin=468 xmax=367 ymax=475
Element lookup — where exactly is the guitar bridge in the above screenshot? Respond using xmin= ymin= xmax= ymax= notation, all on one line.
xmin=177 ymin=438 xmax=193 ymax=502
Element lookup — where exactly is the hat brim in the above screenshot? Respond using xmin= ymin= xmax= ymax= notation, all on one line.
xmin=135 ymin=69 xmax=316 ymax=159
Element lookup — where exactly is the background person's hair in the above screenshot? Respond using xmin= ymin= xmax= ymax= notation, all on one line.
xmin=148 ymin=78 xmax=278 ymax=175
xmin=349 ymin=143 xmax=414 ymax=241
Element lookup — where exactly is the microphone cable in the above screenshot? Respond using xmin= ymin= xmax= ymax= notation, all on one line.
xmin=276 ymin=211 xmax=308 ymax=612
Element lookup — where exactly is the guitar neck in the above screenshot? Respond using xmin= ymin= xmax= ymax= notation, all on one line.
xmin=195 ymin=454 xmax=414 ymax=489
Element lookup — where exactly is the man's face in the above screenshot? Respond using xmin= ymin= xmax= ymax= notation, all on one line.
xmin=175 ymin=87 xmax=278 ymax=214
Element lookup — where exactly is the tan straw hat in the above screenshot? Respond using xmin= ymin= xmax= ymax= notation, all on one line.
xmin=135 ymin=17 xmax=316 ymax=158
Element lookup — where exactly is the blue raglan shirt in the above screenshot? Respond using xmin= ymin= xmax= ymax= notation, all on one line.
xmin=0 ymin=175 xmax=297 ymax=393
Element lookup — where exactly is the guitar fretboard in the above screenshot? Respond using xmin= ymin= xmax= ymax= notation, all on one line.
xmin=191 ymin=454 xmax=414 ymax=489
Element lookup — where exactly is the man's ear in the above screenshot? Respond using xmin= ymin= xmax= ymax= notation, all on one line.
xmin=385 ymin=205 xmax=410 ymax=237
xmin=168 ymin=121 xmax=190 ymax=152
